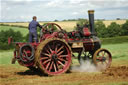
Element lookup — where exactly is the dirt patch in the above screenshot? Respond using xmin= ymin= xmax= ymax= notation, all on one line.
xmin=0 ymin=74 xmax=9 ymax=78
xmin=0 ymin=64 xmax=128 ymax=85
xmin=103 ymin=66 xmax=128 ymax=77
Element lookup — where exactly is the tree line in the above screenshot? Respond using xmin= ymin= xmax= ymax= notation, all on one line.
xmin=75 ymin=19 xmax=128 ymax=38
xmin=0 ymin=20 xmax=128 ymax=50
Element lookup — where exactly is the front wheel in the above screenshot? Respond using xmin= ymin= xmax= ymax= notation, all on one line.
xmin=93 ymin=48 xmax=112 ymax=69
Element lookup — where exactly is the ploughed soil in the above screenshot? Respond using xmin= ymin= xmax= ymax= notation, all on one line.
xmin=0 ymin=61 xmax=128 ymax=85
xmin=103 ymin=66 xmax=128 ymax=77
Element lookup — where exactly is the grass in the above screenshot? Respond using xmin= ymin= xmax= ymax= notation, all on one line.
xmin=102 ymin=82 xmax=128 ymax=85
xmin=0 ymin=43 xmax=128 ymax=85
xmin=102 ymin=43 xmax=128 ymax=60
xmin=0 ymin=25 xmax=28 ymax=37
xmin=101 ymin=36 xmax=128 ymax=45
xmin=0 ymin=50 xmax=13 ymax=64
xmin=0 ymin=43 xmax=128 ymax=65
xmin=0 ymin=25 xmax=128 ymax=64
xmin=0 ymin=20 xmax=128 ymax=85
xmin=0 ymin=25 xmax=128 ymax=65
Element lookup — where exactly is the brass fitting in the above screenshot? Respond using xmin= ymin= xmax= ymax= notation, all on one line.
xmin=88 ymin=10 xmax=95 ymax=14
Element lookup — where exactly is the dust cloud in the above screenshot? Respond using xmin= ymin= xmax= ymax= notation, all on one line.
xmin=71 ymin=59 xmax=106 ymax=72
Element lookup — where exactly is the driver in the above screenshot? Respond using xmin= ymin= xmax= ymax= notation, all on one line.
xmin=28 ymin=16 xmax=42 ymax=42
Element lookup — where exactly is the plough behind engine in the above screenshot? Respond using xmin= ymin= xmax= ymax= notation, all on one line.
xmin=8 ymin=10 xmax=112 ymax=75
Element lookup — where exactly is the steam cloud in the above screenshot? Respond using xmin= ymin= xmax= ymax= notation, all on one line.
xmin=71 ymin=59 xmax=106 ymax=72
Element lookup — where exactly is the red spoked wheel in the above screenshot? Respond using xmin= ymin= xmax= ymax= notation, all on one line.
xmin=93 ymin=48 xmax=112 ymax=69
xmin=35 ymin=38 xmax=72 ymax=75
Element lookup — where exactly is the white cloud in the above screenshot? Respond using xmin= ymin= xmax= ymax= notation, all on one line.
xmin=46 ymin=0 xmax=61 ymax=7
xmin=69 ymin=0 xmax=83 ymax=4
xmin=45 ymin=0 xmax=68 ymax=8
xmin=0 ymin=0 xmax=128 ymax=22
xmin=72 ymin=12 xmax=79 ymax=15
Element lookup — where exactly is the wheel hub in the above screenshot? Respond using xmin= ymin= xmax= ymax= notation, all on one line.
xmin=52 ymin=54 xmax=58 ymax=61
xmin=97 ymin=57 xmax=106 ymax=62
xmin=102 ymin=57 xmax=106 ymax=61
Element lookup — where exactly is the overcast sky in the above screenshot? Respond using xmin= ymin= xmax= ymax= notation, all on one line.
xmin=0 ymin=0 xmax=128 ymax=22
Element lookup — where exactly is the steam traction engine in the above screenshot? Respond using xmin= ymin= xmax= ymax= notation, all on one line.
xmin=9 ymin=10 xmax=112 ymax=75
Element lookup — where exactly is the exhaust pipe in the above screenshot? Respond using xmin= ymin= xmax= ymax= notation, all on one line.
xmin=88 ymin=10 xmax=95 ymax=35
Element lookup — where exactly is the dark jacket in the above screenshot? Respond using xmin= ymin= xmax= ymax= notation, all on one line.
xmin=28 ymin=20 xmax=42 ymax=33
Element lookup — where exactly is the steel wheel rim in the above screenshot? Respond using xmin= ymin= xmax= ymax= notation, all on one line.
xmin=39 ymin=40 xmax=71 ymax=75
xmin=93 ymin=49 xmax=112 ymax=69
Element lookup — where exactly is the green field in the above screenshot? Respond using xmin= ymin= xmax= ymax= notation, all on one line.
xmin=102 ymin=43 xmax=128 ymax=60
xmin=1 ymin=25 xmax=128 ymax=44
xmin=0 ymin=25 xmax=128 ymax=64
xmin=0 ymin=26 xmax=28 ymax=37
xmin=0 ymin=43 xmax=128 ymax=65
xmin=0 ymin=25 xmax=128 ymax=85
xmin=0 ymin=43 xmax=128 ymax=85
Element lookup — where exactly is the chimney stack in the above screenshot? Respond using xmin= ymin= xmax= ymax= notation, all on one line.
xmin=88 ymin=10 xmax=95 ymax=35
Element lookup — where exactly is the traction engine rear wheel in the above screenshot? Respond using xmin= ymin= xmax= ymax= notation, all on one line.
xmin=35 ymin=38 xmax=72 ymax=75
xmin=93 ymin=48 xmax=112 ymax=69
